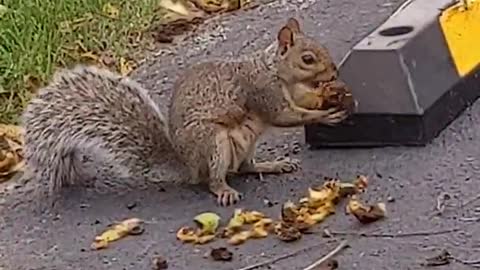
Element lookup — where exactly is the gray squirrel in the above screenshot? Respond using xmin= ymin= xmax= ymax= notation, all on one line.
xmin=20 ymin=17 xmax=350 ymax=208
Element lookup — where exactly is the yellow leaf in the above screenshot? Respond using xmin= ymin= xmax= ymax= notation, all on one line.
xmin=91 ymin=218 xmax=143 ymax=250
xmin=159 ymin=0 xmax=191 ymax=16
xmin=176 ymin=226 xmax=199 ymax=243
xmin=249 ymin=218 xmax=273 ymax=238
xmin=225 ymin=209 xmax=245 ymax=231
xmin=0 ymin=124 xmax=24 ymax=145
xmin=228 ymin=231 xmax=251 ymax=245
xmin=346 ymin=196 xmax=386 ymax=224
xmin=119 ymin=57 xmax=136 ymax=76
xmin=196 ymin=234 xmax=216 ymax=244
xmin=0 ymin=124 xmax=25 ymax=182
xmin=102 ymin=3 xmax=120 ymax=19
xmin=240 ymin=210 xmax=265 ymax=224
xmin=193 ymin=212 xmax=220 ymax=235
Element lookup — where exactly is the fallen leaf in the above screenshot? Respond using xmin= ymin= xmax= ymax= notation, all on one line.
xmin=152 ymin=0 xmax=206 ymax=43
xmin=91 ymin=218 xmax=144 ymax=250
xmin=176 ymin=226 xmax=215 ymax=244
xmin=0 ymin=124 xmax=25 ymax=182
xmin=0 ymin=124 xmax=24 ymax=145
xmin=119 ymin=57 xmax=136 ymax=76
xmin=241 ymin=210 xmax=265 ymax=224
xmin=223 ymin=211 xmax=271 ymax=245
xmin=249 ymin=218 xmax=273 ymax=238
xmin=228 ymin=230 xmax=251 ymax=245
xmin=189 ymin=0 xmax=252 ymax=13
xmin=274 ymin=221 xmax=302 ymax=242
xmin=281 ymin=197 xmax=335 ymax=233
xmin=177 ymin=212 xmax=220 ymax=245
xmin=176 ymin=226 xmax=198 ymax=243
xmin=194 ymin=212 xmax=221 ymax=235
xmin=281 ymin=200 xmax=299 ymax=224
xmin=197 ymin=234 xmax=216 ymax=244
xmin=102 ymin=3 xmax=120 ymax=19
xmin=308 ymin=179 xmax=342 ymax=208
xmin=210 ymin=247 xmax=233 ymax=261
xmin=346 ymin=196 xmax=386 ymax=224
xmin=159 ymin=0 xmax=192 ymax=16
xmin=222 ymin=208 xmax=245 ymax=237
xmin=152 ymin=256 xmax=169 ymax=269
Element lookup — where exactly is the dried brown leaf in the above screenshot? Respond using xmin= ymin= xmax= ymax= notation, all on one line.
xmin=0 ymin=124 xmax=25 ymax=182
xmin=210 ymin=247 xmax=233 ymax=261
xmin=274 ymin=222 xmax=302 ymax=242
xmin=346 ymin=196 xmax=386 ymax=224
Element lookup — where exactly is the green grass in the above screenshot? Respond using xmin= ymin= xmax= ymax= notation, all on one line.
xmin=0 ymin=0 xmax=162 ymax=124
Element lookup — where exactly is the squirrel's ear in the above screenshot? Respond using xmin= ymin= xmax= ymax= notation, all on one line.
xmin=285 ymin=17 xmax=302 ymax=33
xmin=277 ymin=26 xmax=294 ymax=56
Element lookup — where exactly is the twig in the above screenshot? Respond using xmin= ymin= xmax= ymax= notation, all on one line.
xmin=302 ymin=240 xmax=349 ymax=270
xmin=328 ymin=227 xmax=460 ymax=238
xmin=235 ymin=247 xmax=308 ymax=270
xmin=235 ymin=239 xmax=344 ymax=270
xmin=461 ymin=194 xmax=480 ymax=208
xmin=454 ymin=257 xmax=480 ymax=266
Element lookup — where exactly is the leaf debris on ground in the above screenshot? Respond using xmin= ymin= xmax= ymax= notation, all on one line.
xmin=0 ymin=124 xmax=25 ymax=183
xmin=211 ymin=247 xmax=233 ymax=261
xmin=177 ymin=212 xmax=221 ymax=244
xmin=176 ymin=175 xmax=380 ymax=246
xmin=91 ymin=217 xmax=144 ymax=250
xmin=346 ymin=195 xmax=386 ymax=224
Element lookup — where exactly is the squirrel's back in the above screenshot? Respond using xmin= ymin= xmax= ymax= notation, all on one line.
xmin=22 ymin=65 xmax=180 ymax=204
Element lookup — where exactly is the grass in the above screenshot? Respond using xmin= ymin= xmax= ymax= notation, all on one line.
xmin=0 ymin=0 xmax=163 ymax=124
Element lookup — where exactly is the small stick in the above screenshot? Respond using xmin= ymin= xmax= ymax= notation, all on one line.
xmin=235 ymin=247 xmax=308 ymax=270
xmin=328 ymin=227 xmax=459 ymax=238
xmin=461 ymin=194 xmax=480 ymax=208
xmin=235 ymin=239 xmax=345 ymax=270
xmin=302 ymin=240 xmax=349 ymax=270
xmin=258 ymin=172 xmax=264 ymax=182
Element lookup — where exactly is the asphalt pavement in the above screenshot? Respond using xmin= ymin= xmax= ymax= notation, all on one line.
xmin=1 ymin=0 xmax=480 ymax=269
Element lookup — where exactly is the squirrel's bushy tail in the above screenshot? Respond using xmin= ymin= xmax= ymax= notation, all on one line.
xmin=19 ymin=65 xmax=179 ymax=210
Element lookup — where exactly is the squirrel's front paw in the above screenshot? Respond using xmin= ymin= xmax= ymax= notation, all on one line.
xmin=321 ymin=108 xmax=348 ymax=125
xmin=211 ymin=184 xmax=243 ymax=207
xmin=273 ymin=156 xmax=301 ymax=173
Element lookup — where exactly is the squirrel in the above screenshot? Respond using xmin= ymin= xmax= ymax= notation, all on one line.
xmin=20 ymin=17 xmax=352 ymax=209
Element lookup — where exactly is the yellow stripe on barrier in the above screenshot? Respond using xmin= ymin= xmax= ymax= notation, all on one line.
xmin=439 ymin=0 xmax=480 ymax=77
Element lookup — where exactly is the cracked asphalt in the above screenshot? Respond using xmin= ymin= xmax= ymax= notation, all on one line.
xmin=1 ymin=0 xmax=480 ymax=269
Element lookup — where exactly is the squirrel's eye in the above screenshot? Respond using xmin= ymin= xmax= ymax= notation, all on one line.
xmin=301 ymin=54 xmax=315 ymax=65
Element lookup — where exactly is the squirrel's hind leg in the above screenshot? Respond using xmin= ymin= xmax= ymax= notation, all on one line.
xmin=206 ymin=129 xmax=243 ymax=207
